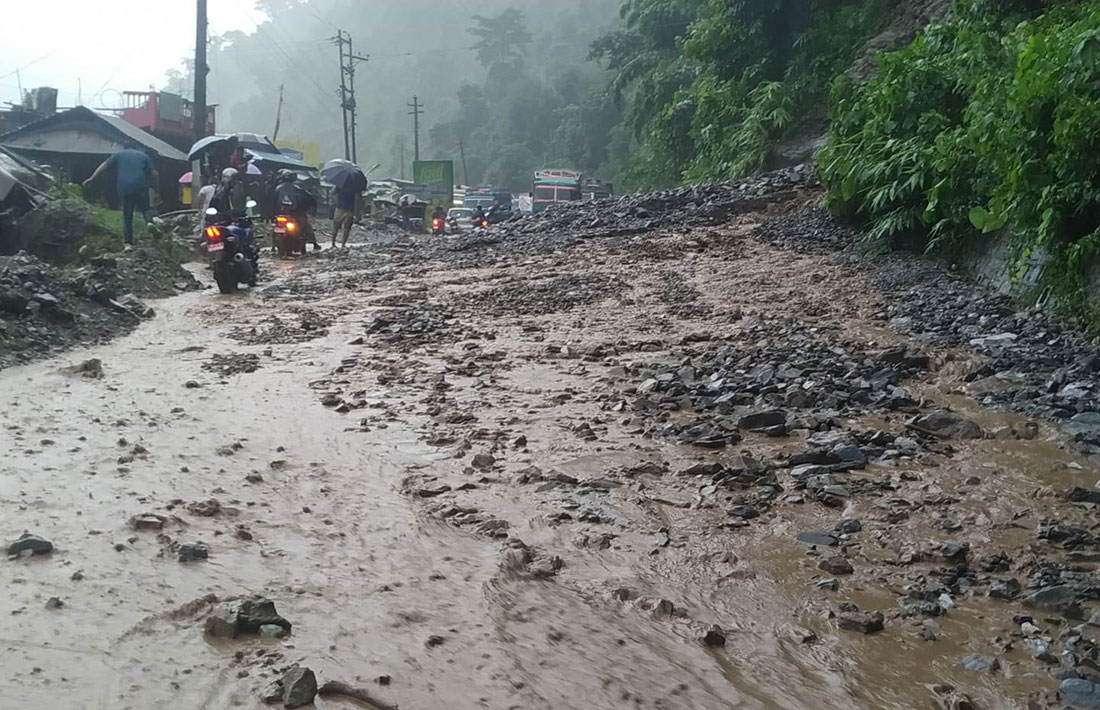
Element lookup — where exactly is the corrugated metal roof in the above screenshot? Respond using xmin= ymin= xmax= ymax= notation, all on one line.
xmin=0 ymin=106 xmax=188 ymax=162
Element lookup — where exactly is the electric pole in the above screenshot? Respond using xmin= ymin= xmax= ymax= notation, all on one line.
xmin=333 ymin=30 xmax=369 ymax=163
xmin=458 ymin=138 xmax=469 ymax=186
xmin=193 ymin=0 xmax=208 ymax=190
xmin=407 ymin=96 xmax=423 ymax=162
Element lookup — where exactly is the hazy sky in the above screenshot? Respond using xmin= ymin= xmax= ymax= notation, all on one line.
xmin=1 ymin=0 xmax=259 ymax=109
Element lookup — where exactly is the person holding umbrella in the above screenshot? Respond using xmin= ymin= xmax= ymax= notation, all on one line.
xmin=322 ymin=159 xmax=366 ymax=248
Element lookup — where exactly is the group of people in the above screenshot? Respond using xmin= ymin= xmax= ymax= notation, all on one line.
xmin=84 ymin=141 xmax=366 ymax=254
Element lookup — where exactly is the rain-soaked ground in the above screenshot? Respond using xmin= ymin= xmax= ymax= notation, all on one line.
xmin=2 ymin=207 xmax=1098 ymax=709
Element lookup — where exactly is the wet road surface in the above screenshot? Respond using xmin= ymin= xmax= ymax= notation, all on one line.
xmin=2 ymin=215 xmax=1096 ymax=709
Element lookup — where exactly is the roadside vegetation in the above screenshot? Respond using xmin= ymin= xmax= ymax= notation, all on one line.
xmin=819 ymin=0 xmax=1100 ymax=330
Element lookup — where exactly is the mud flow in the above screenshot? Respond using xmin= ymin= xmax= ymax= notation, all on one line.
xmin=2 ymin=196 xmax=1099 ymax=709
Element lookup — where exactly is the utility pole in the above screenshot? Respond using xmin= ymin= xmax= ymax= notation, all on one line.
xmin=333 ymin=30 xmax=369 ymax=163
xmin=407 ymin=96 xmax=423 ymax=162
xmin=458 ymin=138 xmax=469 ymax=186
xmin=193 ymin=0 xmax=208 ymax=191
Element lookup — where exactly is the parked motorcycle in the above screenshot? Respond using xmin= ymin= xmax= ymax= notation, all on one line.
xmin=273 ymin=214 xmax=307 ymax=257
xmin=205 ymin=201 xmax=259 ymax=294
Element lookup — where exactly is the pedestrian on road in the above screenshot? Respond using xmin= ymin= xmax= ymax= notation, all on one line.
xmin=332 ymin=182 xmax=361 ymax=248
xmin=83 ymin=143 xmax=159 ymax=250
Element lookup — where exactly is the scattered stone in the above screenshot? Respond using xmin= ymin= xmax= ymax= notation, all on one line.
xmin=129 ymin=513 xmax=166 ymax=531
xmin=797 ymin=531 xmax=839 ymax=547
xmin=1062 ymin=678 xmax=1100 ymax=709
xmin=702 ymin=625 xmax=726 ymax=647
xmin=989 ymin=578 xmax=1022 ymax=600
xmin=1024 ymin=585 xmax=1079 ymax=613
xmin=471 ymin=452 xmax=496 ymax=469
xmin=911 ymin=412 xmax=983 ymax=440
xmin=204 ymin=603 xmax=240 ymax=639
xmin=178 ymin=542 xmax=209 ymax=563
xmin=958 ymin=655 xmax=1000 ymax=673
xmin=835 ymin=518 xmax=862 ymax=535
xmin=819 ymin=557 xmax=854 ymax=575
xmin=281 ymin=665 xmax=318 ymax=709
xmin=837 ymin=611 xmax=884 ymax=634
xmin=426 ymin=634 xmax=445 ymax=648
xmin=7 ymin=532 xmax=53 ymax=558
xmin=45 ymin=596 xmax=63 ymax=610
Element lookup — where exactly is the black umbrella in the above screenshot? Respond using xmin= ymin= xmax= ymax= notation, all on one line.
xmin=321 ymin=159 xmax=367 ymax=192
xmin=187 ymin=134 xmax=237 ymax=161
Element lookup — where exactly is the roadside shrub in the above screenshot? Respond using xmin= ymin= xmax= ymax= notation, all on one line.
xmin=819 ymin=0 xmax=1100 ymax=329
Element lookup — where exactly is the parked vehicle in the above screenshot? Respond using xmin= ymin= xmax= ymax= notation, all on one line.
xmin=533 ymin=169 xmax=581 ymax=214
xmin=273 ymin=214 xmax=307 ymax=257
xmin=205 ymin=201 xmax=259 ymax=294
xmin=446 ymin=207 xmax=474 ymax=233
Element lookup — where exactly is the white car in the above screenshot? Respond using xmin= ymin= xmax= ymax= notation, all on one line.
xmin=446 ymin=207 xmax=474 ymax=234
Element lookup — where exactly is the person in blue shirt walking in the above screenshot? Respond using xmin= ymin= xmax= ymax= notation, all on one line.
xmin=83 ymin=143 xmax=159 ymax=250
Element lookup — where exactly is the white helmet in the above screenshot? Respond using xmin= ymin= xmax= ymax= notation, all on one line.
xmin=221 ymin=167 xmax=239 ymax=183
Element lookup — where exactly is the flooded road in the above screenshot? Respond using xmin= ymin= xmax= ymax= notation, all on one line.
xmin=2 ymin=212 xmax=1097 ymax=709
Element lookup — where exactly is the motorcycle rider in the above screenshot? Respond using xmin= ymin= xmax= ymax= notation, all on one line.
xmin=431 ymin=204 xmax=446 ymax=233
xmin=209 ymin=167 xmax=247 ymax=217
xmin=274 ymin=170 xmax=322 ymax=251
xmin=488 ymin=197 xmax=508 ymax=224
xmin=472 ymin=204 xmax=487 ymax=227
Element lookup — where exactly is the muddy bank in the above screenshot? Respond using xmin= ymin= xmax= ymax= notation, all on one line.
xmin=0 ymin=245 xmax=200 ymax=369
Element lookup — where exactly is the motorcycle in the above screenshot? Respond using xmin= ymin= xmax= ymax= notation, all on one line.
xmin=431 ymin=215 xmax=446 ymax=235
xmin=273 ymin=214 xmax=307 ymax=257
xmin=205 ymin=200 xmax=259 ymax=294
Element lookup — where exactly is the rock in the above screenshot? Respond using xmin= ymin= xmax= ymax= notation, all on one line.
xmin=426 ymin=634 xmax=445 ymax=648
xmin=835 ymin=518 xmax=862 ymax=535
xmin=8 ymin=532 xmax=53 ymax=557
xmin=819 ymin=557 xmax=854 ymax=575
xmin=989 ymin=578 xmax=1022 ymax=600
xmin=129 ymin=513 xmax=167 ymax=531
xmin=1024 ymin=585 xmax=1079 ymax=613
xmin=417 ymin=484 xmax=452 ymax=498
xmin=837 ymin=611 xmax=884 ymax=634
xmin=238 ymin=598 xmax=292 ymax=635
xmin=958 ymin=655 xmax=1000 ymax=673
xmin=281 ymin=665 xmax=318 ymax=709
xmin=912 ymin=412 xmax=983 ymax=440
xmin=471 ymin=452 xmax=496 ymax=469
xmin=1068 ymin=486 xmax=1100 ymax=504
xmin=204 ymin=602 xmax=239 ymax=638
xmin=187 ymin=499 xmax=222 ymax=517
xmin=939 ymin=542 xmax=969 ymax=561
xmin=1065 ymin=413 xmax=1100 ymax=439
xmin=702 ymin=625 xmax=726 ymax=647
xmin=738 ymin=410 xmax=787 ymax=431
xmin=178 ymin=542 xmax=209 ymax=563
xmin=1062 ymin=678 xmax=1100 ymax=708
xmin=797 ymin=531 xmax=839 ymax=547
xmin=260 ymin=623 xmax=288 ymax=638
xmin=45 ymin=596 xmax=64 ymax=610
xmin=1025 ymin=637 xmax=1057 ymax=664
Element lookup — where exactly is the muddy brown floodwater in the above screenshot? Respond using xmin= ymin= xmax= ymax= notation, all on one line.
xmin=1 ymin=211 xmax=1096 ymax=709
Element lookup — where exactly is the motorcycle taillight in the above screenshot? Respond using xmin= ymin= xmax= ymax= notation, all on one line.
xmin=205 ymin=226 xmax=223 ymax=241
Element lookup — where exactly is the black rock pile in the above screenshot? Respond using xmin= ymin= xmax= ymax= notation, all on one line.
xmin=0 ymin=252 xmax=157 ymax=369
xmin=754 ymin=207 xmax=1100 ymax=455
xmin=365 ymin=303 xmax=454 ymax=344
xmin=229 ymin=308 xmax=332 ymax=345
xmin=627 ymin=323 xmax=928 ymax=447
xmin=454 ymin=273 xmax=624 ymax=317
